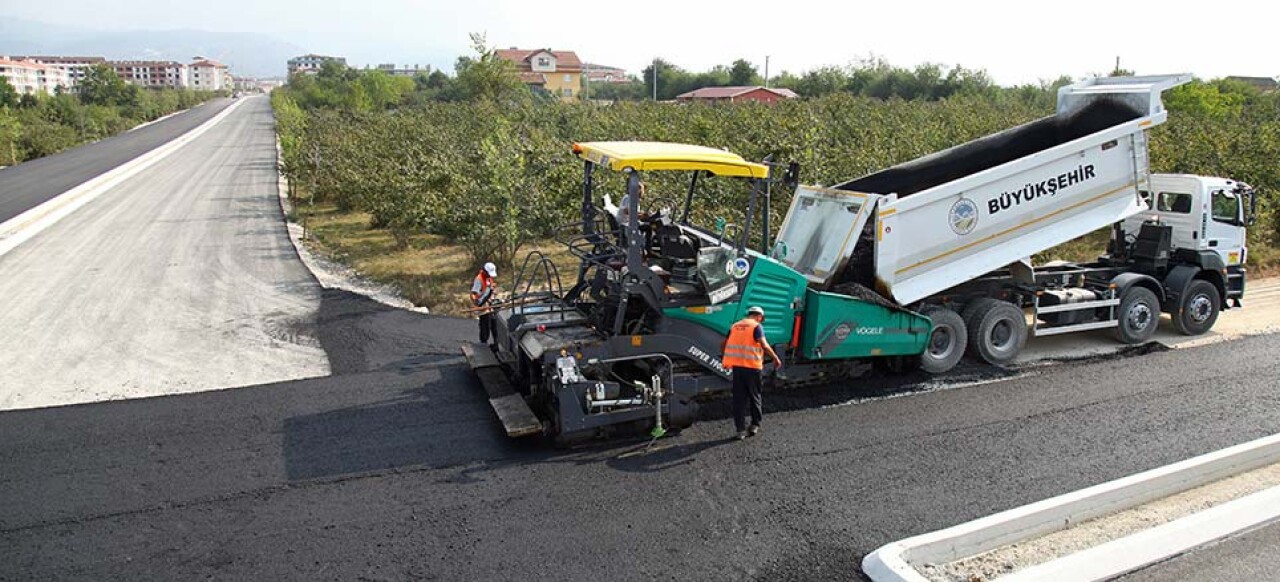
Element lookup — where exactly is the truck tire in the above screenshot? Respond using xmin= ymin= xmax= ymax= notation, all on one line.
xmin=967 ymin=299 xmax=1027 ymax=366
xmin=1114 ymin=286 xmax=1160 ymax=344
xmin=918 ymin=307 xmax=966 ymax=374
xmin=961 ymin=299 xmax=992 ymax=340
xmin=1174 ymin=280 xmax=1221 ymax=335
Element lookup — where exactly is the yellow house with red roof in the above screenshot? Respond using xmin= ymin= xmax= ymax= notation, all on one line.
xmin=495 ymin=48 xmax=582 ymax=101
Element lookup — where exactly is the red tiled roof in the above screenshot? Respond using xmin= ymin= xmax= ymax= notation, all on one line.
xmin=519 ymin=71 xmax=547 ymax=84
xmin=676 ymin=86 xmax=798 ymax=100
xmin=495 ymin=48 xmax=582 ymax=72
xmin=110 ymin=60 xmax=186 ymax=67
xmin=10 ymin=55 xmax=106 ymax=64
xmin=0 ymin=58 xmax=44 ymax=68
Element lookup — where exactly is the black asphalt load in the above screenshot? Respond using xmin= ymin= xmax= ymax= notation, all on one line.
xmin=2 ymin=299 xmax=1279 ymax=580
xmin=0 ymin=98 xmax=233 ymax=224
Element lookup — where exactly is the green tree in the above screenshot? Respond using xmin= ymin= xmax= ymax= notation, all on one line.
xmin=454 ymin=32 xmax=527 ymax=102
xmin=1165 ymin=80 xmax=1248 ymax=118
xmin=0 ymin=108 xmax=22 ymax=165
xmin=79 ymin=64 xmax=133 ymax=106
xmin=729 ymin=59 xmax=760 ymax=86
xmin=358 ymin=71 xmax=415 ymax=110
xmin=0 ymin=77 xmax=18 ymax=108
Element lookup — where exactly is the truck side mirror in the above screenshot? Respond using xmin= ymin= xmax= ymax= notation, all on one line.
xmin=784 ymin=162 xmax=801 ymax=188
xmin=1247 ymin=190 xmax=1259 ymax=226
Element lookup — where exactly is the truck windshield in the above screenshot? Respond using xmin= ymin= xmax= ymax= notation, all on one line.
xmin=1211 ymin=190 xmax=1240 ymax=223
xmin=773 ymin=185 xmax=869 ymax=284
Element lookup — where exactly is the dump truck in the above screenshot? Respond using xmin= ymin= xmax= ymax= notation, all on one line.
xmin=463 ymin=74 xmax=1258 ymax=444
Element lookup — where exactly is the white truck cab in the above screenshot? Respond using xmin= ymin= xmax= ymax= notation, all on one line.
xmin=1131 ymin=174 xmax=1254 ymax=268
xmin=1128 ymin=173 xmax=1256 ymax=308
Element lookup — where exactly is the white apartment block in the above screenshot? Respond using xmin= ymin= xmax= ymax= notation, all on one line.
xmin=188 ymin=58 xmax=231 ymax=91
xmin=0 ymin=57 xmax=73 ymax=95
xmin=10 ymin=56 xmax=106 ymax=85
xmin=2 ymin=55 xmax=235 ymax=94
xmin=287 ymin=54 xmax=346 ymax=75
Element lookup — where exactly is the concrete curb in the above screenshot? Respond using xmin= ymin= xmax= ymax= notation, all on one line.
xmin=0 ymin=99 xmax=245 ymax=259
xmin=1004 ymin=485 xmax=1280 ymax=581
xmin=862 ymin=433 xmax=1280 ymax=581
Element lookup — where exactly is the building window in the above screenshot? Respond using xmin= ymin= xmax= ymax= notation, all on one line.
xmin=537 ymin=57 xmax=551 ymax=67
xmin=561 ymin=88 xmax=572 ymax=96
xmin=564 ymin=74 xmax=571 ymax=82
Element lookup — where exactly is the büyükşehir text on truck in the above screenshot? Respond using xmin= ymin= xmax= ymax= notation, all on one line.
xmin=462 ymin=74 xmax=1259 ymax=445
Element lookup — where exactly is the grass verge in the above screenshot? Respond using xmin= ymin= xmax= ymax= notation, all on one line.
xmin=293 ymin=202 xmax=577 ymax=316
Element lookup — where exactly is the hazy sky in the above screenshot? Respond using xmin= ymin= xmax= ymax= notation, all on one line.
xmin=4 ymin=0 xmax=1276 ymax=84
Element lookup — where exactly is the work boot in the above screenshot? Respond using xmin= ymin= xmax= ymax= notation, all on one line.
xmin=748 ymin=425 xmax=760 ymax=437
xmin=734 ymin=431 xmax=747 ymax=441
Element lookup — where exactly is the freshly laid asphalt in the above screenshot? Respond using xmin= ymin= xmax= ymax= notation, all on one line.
xmin=0 ymin=98 xmax=232 ymax=224
xmin=2 ymin=284 xmax=1277 ymax=580
xmin=1120 ymin=520 xmax=1280 ymax=582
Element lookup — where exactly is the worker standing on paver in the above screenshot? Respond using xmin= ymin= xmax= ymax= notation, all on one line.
xmin=471 ymin=262 xmax=499 ymax=345
xmin=722 ymin=306 xmax=783 ymax=440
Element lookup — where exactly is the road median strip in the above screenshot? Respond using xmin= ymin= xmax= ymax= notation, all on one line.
xmin=863 ymin=432 xmax=1280 ymax=581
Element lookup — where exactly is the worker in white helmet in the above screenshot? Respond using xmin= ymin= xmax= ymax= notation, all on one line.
xmin=471 ymin=262 xmax=499 ymax=345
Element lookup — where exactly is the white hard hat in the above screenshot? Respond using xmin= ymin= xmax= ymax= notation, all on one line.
xmin=484 ymin=262 xmax=497 ymax=277
xmin=747 ymin=305 xmax=765 ymax=316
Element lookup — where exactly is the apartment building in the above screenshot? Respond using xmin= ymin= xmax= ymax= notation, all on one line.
xmin=287 ymin=54 xmax=347 ymax=75
xmin=189 ymin=57 xmax=231 ymax=90
xmin=9 ymin=55 xmax=106 ymax=85
xmin=375 ymin=63 xmax=429 ymax=77
xmin=111 ymin=60 xmax=188 ymax=89
xmin=0 ymin=57 xmax=73 ymax=95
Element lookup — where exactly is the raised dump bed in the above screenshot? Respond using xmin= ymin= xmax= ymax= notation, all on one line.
xmin=786 ymin=75 xmax=1194 ymax=305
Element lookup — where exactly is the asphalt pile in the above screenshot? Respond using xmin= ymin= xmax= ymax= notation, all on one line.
xmin=835 ymin=99 xmax=1143 ymax=198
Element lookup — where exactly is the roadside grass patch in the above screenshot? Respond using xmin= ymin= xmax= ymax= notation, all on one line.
xmin=294 ymin=202 xmax=577 ymax=315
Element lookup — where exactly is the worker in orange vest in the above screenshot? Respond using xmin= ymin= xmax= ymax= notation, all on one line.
xmin=721 ymin=305 xmax=783 ymax=440
xmin=471 ymin=262 xmax=499 ymax=345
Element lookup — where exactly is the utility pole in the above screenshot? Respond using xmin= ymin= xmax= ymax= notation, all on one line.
xmin=652 ymin=57 xmax=658 ymax=101
xmin=764 ymin=55 xmax=770 ymax=88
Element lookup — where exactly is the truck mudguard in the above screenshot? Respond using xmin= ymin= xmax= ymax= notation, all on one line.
xmin=1162 ymin=264 xmax=1226 ymax=312
xmin=1109 ymin=272 xmax=1166 ymax=304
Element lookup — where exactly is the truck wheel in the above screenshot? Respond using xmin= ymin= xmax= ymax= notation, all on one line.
xmin=918 ymin=307 xmax=966 ymax=374
xmin=967 ymin=299 xmax=1027 ymax=366
xmin=1174 ymin=280 xmax=1221 ymax=335
xmin=1114 ymin=286 xmax=1160 ymax=344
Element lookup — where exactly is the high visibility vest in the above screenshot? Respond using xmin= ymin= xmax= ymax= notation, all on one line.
xmin=471 ymin=271 xmax=494 ymax=307
xmin=722 ymin=319 xmax=764 ymax=370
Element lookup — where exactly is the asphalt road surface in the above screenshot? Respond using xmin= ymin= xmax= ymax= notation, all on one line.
xmin=1120 ymin=520 xmax=1280 ymax=582
xmin=0 ymin=95 xmax=329 ymax=409
xmin=0 ymin=98 xmax=233 ymax=224
xmin=2 ymin=285 xmax=1277 ymax=581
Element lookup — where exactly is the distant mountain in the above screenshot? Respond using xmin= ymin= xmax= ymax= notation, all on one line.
xmin=0 ymin=17 xmax=305 ymax=78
